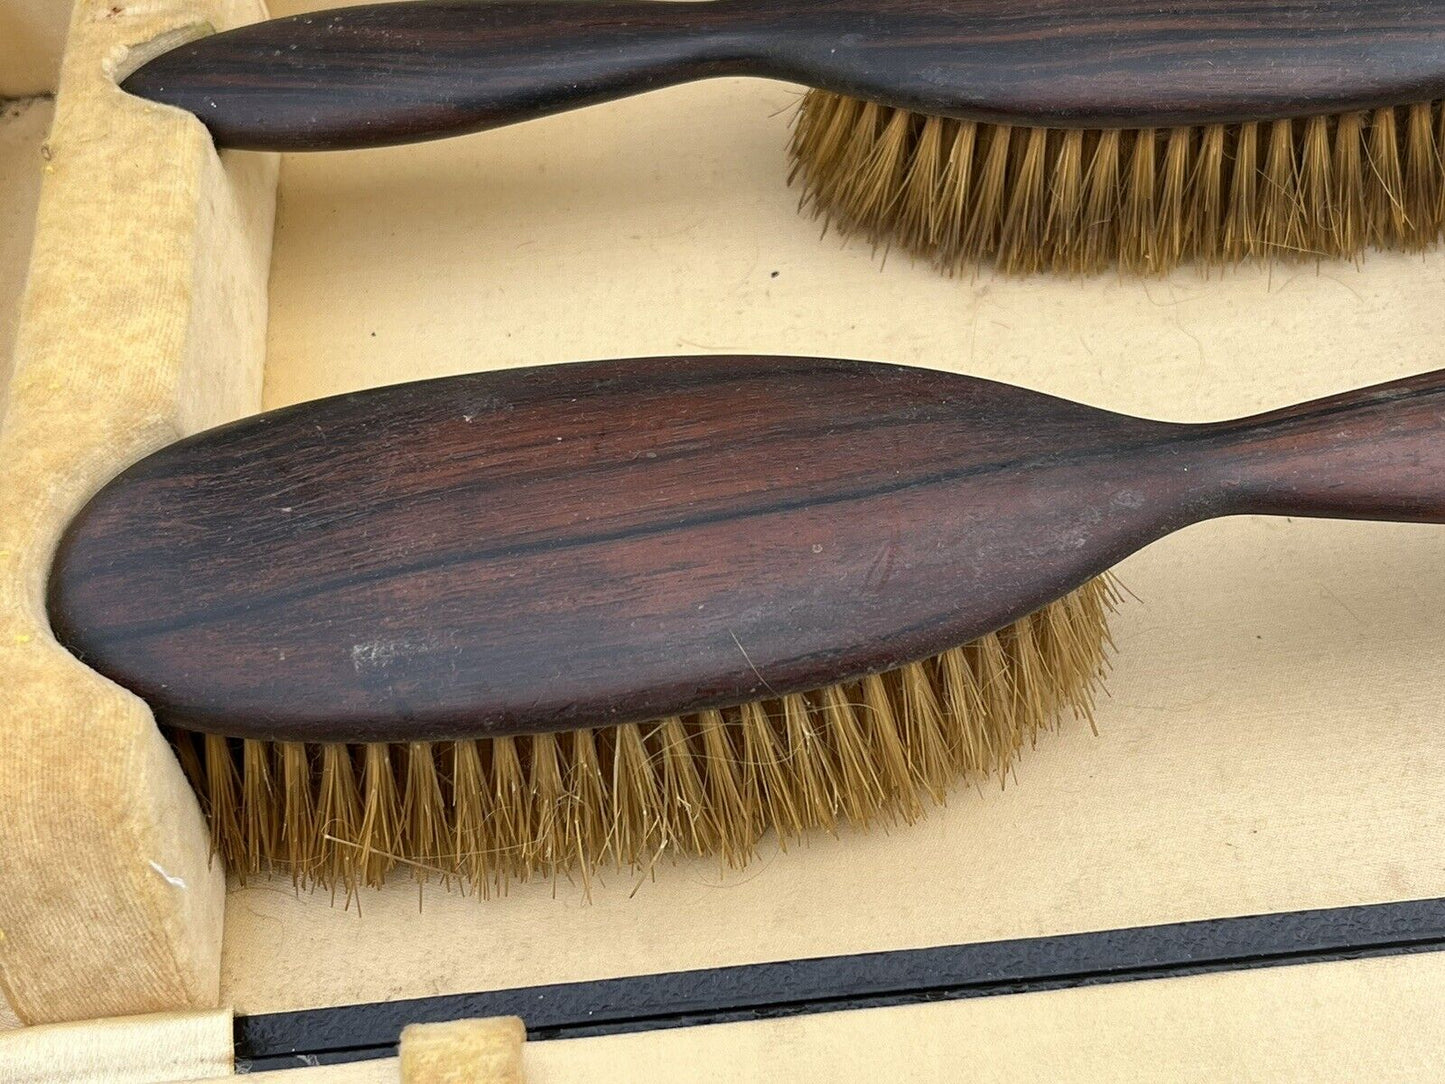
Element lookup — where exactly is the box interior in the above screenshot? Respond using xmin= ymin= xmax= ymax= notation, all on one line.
xmin=3 ymin=0 xmax=1443 ymax=1045
xmin=230 ymin=14 xmax=1445 ymax=1014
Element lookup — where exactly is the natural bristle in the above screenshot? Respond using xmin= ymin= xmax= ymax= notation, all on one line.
xmin=790 ymin=94 xmax=1445 ymax=275
xmin=179 ymin=578 xmax=1119 ymax=896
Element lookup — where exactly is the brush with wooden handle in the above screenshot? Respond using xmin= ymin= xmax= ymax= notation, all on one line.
xmin=121 ymin=0 xmax=1445 ymax=273
xmin=49 ymin=356 xmax=1445 ymax=892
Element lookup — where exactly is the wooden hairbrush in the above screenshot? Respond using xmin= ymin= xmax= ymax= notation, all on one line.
xmin=121 ymin=0 xmax=1445 ymax=273
xmin=48 ymin=357 xmax=1445 ymax=890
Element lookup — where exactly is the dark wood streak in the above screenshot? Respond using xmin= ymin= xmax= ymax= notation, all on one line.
xmin=47 ymin=356 xmax=1445 ymax=742
xmin=120 ymin=0 xmax=1445 ymax=151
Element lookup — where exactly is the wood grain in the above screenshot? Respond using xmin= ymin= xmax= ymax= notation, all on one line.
xmin=120 ymin=0 xmax=1445 ymax=151
xmin=47 ymin=356 xmax=1445 ymax=741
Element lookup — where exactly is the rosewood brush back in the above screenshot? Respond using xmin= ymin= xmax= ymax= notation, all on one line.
xmin=49 ymin=356 xmax=1189 ymax=741
xmin=51 ymin=356 xmax=1445 ymax=742
xmin=121 ymin=0 xmax=1445 ymax=151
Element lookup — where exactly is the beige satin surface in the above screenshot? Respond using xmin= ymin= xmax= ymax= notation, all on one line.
xmin=524 ymin=952 xmax=1445 ymax=1084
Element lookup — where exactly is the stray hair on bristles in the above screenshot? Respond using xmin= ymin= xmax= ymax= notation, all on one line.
xmin=790 ymin=94 xmax=1445 ymax=275
xmin=172 ymin=578 xmax=1119 ymax=897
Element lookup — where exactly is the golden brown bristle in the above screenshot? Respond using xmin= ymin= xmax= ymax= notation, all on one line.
xmin=790 ymin=94 xmax=1445 ymax=275
xmin=178 ymin=578 xmax=1119 ymax=896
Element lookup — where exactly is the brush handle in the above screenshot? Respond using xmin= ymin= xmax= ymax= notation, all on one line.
xmin=48 ymin=357 xmax=1445 ymax=742
xmin=1205 ymin=368 xmax=1445 ymax=524
xmin=122 ymin=0 xmax=1445 ymax=151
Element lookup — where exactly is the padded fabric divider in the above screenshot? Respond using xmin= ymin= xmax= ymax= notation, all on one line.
xmin=0 ymin=1008 xmax=233 ymax=1082
xmin=0 ymin=97 xmax=53 ymax=418
xmin=0 ymin=0 xmax=276 ymax=1024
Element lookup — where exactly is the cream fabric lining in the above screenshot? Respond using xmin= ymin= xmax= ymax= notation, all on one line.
xmin=520 ymin=953 xmax=1445 ymax=1083
xmin=0 ymin=0 xmax=276 ymax=1025
xmin=0 ymin=0 xmax=71 ymax=98
xmin=0 ymin=1008 xmax=232 ymax=1082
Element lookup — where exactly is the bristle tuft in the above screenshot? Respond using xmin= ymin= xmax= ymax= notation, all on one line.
xmin=1258 ymin=118 xmax=1303 ymax=257
xmin=657 ymin=716 xmax=716 ymax=855
xmin=697 ymin=708 xmax=753 ymax=866
xmin=276 ymin=742 xmax=316 ymax=885
xmin=610 ymin=723 xmax=662 ymax=869
xmin=1120 ymin=128 xmax=1158 ymax=272
xmin=790 ymin=94 xmax=1445 ymax=274
xmin=401 ymin=742 xmax=450 ymax=885
xmin=240 ymin=738 xmax=277 ymax=878
xmin=450 ymin=739 xmax=492 ymax=894
xmin=489 ymin=735 xmax=530 ymax=883
xmin=203 ymin=734 xmax=241 ymax=868
xmin=178 ymin=581 xmax=1119 ymax=893
xmin=565 ymin=729 xmax=607 ymax=888
xmin=316 ymin=744 xmax=361 ymax=895
xmin=357 ymin=743 xmax=400 ymax=888
xmin=1404 ymin=102 xmax=1440 ymax=248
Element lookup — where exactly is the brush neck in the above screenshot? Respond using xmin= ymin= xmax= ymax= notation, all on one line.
xmin=737 ymin=0 xmax=1445 ymax=127
xmin=1194 ymin=370 xmax=1445 ymax=525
